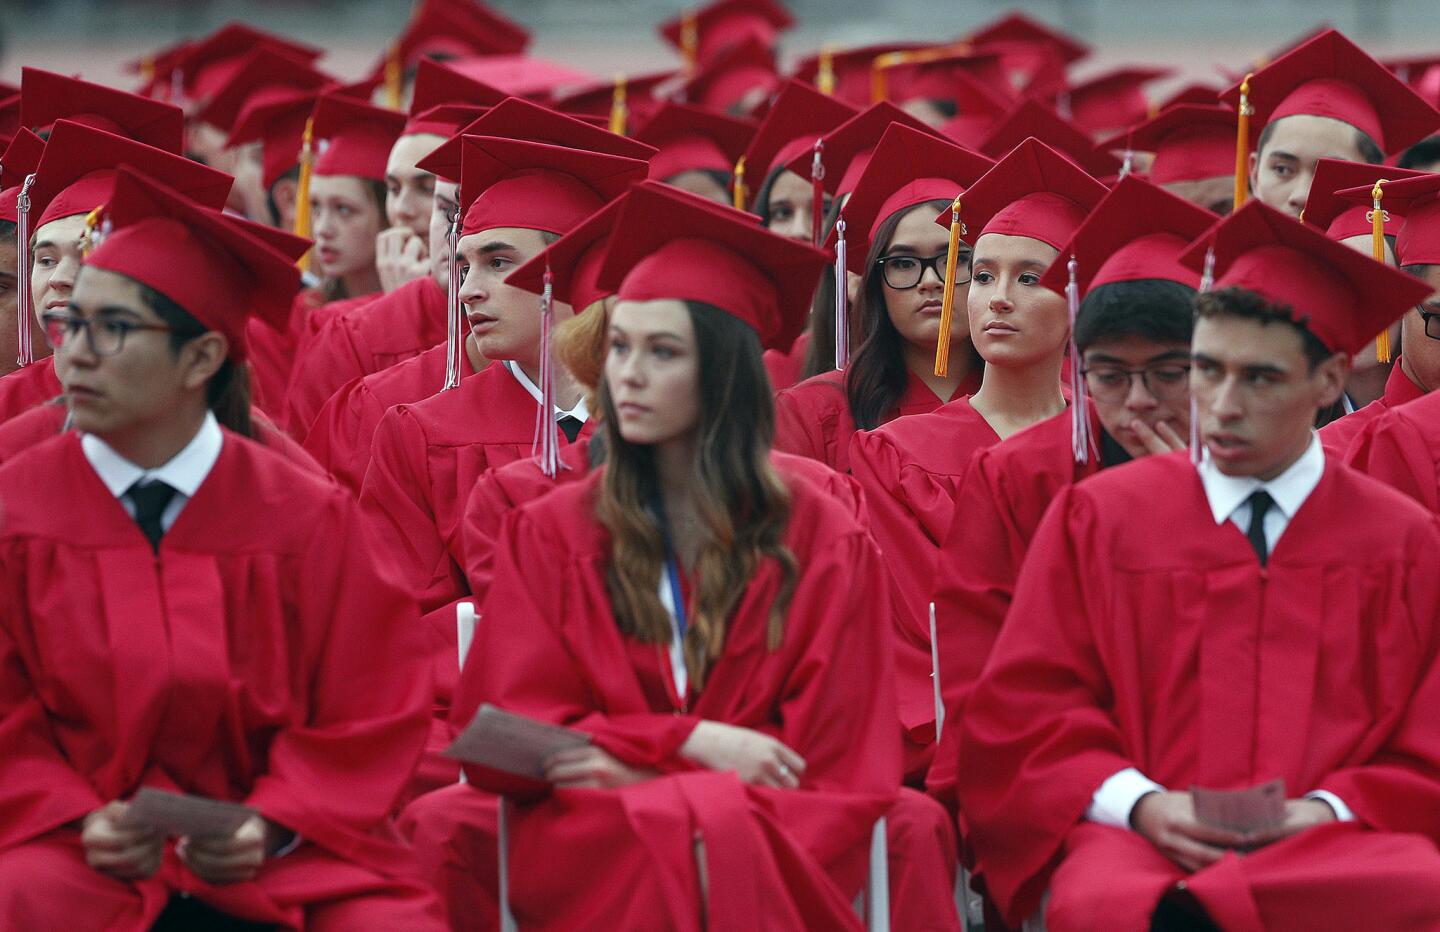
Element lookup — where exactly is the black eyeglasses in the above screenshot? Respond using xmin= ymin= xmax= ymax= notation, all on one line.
xmin=876 ymin=253 xmax=971 ymax=290
xmin=1419 ymin=305 xmax=1440 ymax=341
xmin=41 ymin=312 xmax=183 ymax=358
xmin=1081 ymin=364 xmax=1192 ymax=403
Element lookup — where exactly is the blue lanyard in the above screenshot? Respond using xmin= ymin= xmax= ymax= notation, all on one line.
xmin=663 ymin=551 xmax=687 ymax=641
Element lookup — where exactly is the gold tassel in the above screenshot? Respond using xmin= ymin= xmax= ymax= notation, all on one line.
xmin=293 ymin=117 xmax=316 ymax=273
xmin=385 ymin=46 xmax=403 ymax=110
xmin=817 ymin=47 xmax=836 ymax=95
xmin=80 ymin=203 xmax=105 ymax=258
xmin=1373 ymin=179 xmax=1392 ymax=363
xmin=934 ymin=194 xmax=964 ymax=377
xmin=609 ymin=72 xmax=628 ymax=136
xmin=681 ymin=13 xmax=699 ymax=75
xmin=871 ymin=50 xmax=908 ymax=104
xmin=1234 ymin=72 xmax=1254 ymax=210
xmin=732 ymin=155 xmax=747 ymax=210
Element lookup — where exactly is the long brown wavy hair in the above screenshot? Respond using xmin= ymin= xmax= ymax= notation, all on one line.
xmin=595 ymin=300 xmax=798 ymax=691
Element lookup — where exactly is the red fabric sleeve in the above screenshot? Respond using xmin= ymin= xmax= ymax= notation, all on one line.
xmin=285 ymin=315 xmax=368 ymax=442
xmin=1342 ymin=411 xmax=1439 ymax=512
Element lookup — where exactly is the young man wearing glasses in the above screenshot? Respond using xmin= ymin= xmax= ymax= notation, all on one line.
xmin=925 ymin=177 xmax=1213 ymax=809
xmin=954 ymin=201 xmax=1440 ymax=931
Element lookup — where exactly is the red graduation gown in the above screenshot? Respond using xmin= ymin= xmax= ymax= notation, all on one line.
xmin=774 ymin=367 xmax=980 ymax=474
xmin=0 ymin=431 xmax=441 ymax=929
xmin=925 ymin=409 xmax=1100 ymax=808
xmin=849 ymin=395 xmax=1000 ymax=778
xmin=358 ymin=361 xmax=593 ymax=616
xmin=762 ymin=331 xmax=812 ymax=392
xmin=426 ymin=465 xmax=902 ymax=930
xmin=0 ymin=357 xmax=61 ymax=425
xmin=0 ymin=401 xmax=325 ymax=475
xmin=1317 ymin=360 xmax=1424 ymax=456
xmin=283 ymin=278 xmax=446 ymax=440
xmin=1343 ymin=388 xmax=1440 ymax=511
xmin=956 ymin=452 xmax=1440 ymax=928
xmin=303 ymin=343 xmax=460 ymax=496
xmin=247 ymin=291 xmax=376 ymax=422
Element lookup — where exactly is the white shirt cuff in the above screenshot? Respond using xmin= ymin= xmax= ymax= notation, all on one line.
xmin=1305 ymin=790 xmax=1355 ymax=823
xmin=1086 ymin=767 xmax=1165 ymax=830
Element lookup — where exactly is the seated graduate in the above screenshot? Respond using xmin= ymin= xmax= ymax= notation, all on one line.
xmin=773 ymin=125 xmax=993 ymax=473
xmin=0 ymin=168 xmax=442 ymax=930
xmin=848 ymin=137 xmax=1107 ymax=781
xmin=926 ymin=176 xmax=1213 ymax=808
xmin=402 ymin=183 xmax=914 ymax=930
xmin=956 ymin=200 xmax=1440 ymax=932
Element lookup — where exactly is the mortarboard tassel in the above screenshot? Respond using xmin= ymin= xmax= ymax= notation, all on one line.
xmin=680 ymin=13 xmax=699 ymax=76
xmin=933 ymin=194 xmax=964 ymax=377
xmin=533 ymin=265 xmax=562 ymax=478
xmin=1065 ymin=256 xmax=1092 ymax=464
xmin=870 ymin=50 xmax=902 ymax=104
xmin=293 ymin=117 xmax=316 ymax=273
xmin=817 ymin=47 xmax=836 ymax=96
xmin=14 ymin=173 xmax=35 ymax=368
xmin=1372 ymin=179 xmax=1392 ymax=363
xmin=809 ymin=137 xmax=826 ymax=247
xmin=385 ymin=46 xmax=404 ymax=110
xmin=609 ymin=73 xmax=628 ymax=136
xmin=1233 ymin=72 xmax=1254 ymax=211
xmin=732 ymin=155 xmax=747 ymax=211
xmin=1192 ymin=245 xmax=1216 ymax=465
xmin=442 ymin=212 xmax=464 ymax=391
xmin=80 ymin=204 xmax=106 ymax=258
xmin=1119 ymin=147 xmax=1135 ymax=178
xmin=834 ymin=217 xmax=849 ymax=369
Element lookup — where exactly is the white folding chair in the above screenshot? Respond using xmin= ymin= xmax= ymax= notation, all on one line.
xmin=865 ymin=816 xmax=891 ymax=930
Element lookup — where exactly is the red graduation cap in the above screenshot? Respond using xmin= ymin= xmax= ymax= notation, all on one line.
xmin=417 ymin=97 xmax=656 ymax=183
xmin=0 ymin=93 xmax=19 ymax=149
xmin=227 ymin=88 xmax=319 ymax=189
xmin=26 ymin=120 xmax=233 ymax=231
xmin=734 ymin=78 xmax=858 ymax=208
xmin=790 ymin=41 xmax=932 ymax=108
xmin=177 ymin=24 xmax=324 ymax=104
xmin=194 ymin=47 xmax=333 ymax=137
xmin=596 ymin=179 xmax=830 ymax=351
xmin=125 ymin=40 xmax=192 ymax=101
xmin=1301 ymin=158 xmax=1427 ymax=243
xmin=20 ymin=68 xmax=185 ymax=154
xmin=405 ymin=59 xmax=509 ymax=136
xmin=552 ymin=70 xmax=679 ymax=120
xmin=457 ymin=135 xmax=648 ymax=236
xmin=1179 ymin=199 xmax=1433 ymax=355
xmin=1333 ymin=172 xmax=1440 ymax=266
xmin=781 ymin=102 xmax=942 ymax=199
xmin=678 ymin=38 xmax=781 ymax=114
xmin=87 ymin=167 xmax=301 ymax=356
xmin=1038 ymin=175 xmax=1215 ymax=297
xmin=507 ymin=180 xmax=758 ymax=311
xmin=978 ymin=98 xmax=1123 ymax=178
xmin=0 ymin=128 xmax=43 ymax=191
xmin=1051 ymin=66 xmax=1173 ymax=135
xmin=635 ymin=102 xmax=755 ymax=181
xmin=833 ymin=124 xmax=994 ymax=273
xmin=1155 ymin=82 xmax=1224 ymax=112
xmin=1096 ymin=104 xmax=1238 ymax=184
xmin=879 ymin=49 xmax=1013 ymax=107
xmin=439 ymin=55 xmax=590 ymax=101
xmin=938 ymin=71 xmax=1023 ymax=148
xmin=370 ymin=0 xmax=530 ymax=88
xmin=1220 ymin=29 xmax=1440 ymax=155
xmin=310 ymin=92 xmax=407 ymax=181
xmin=658 ymin=0 xmax=794 ymax=68
xmin=951 ymin=136 xmax=1109 ymax=250
xmin=964 ymin=12 xmax=1090 ymax=66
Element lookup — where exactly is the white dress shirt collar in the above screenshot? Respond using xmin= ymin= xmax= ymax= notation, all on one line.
xmin=1198 ymin=431 xmax=1325 ymax=526
xmin=503 ymin=360 xmax=589 ymax=423
xmin=81 ymin=411 xmax=224 ymax=500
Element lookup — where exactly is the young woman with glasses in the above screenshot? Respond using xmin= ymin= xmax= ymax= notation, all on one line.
xmin=774 ymin=126 xmax=994 ymax=473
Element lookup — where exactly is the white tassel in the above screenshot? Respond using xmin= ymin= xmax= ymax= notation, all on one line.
xmin=1119 ymin=148 xmax=1134 ymax=178
xmin=442 ymin=214 xmax=463 ymax=391
xmin=15 ymin=173 xmax=36 ymax=368
xmin=1065 ymin=256 xmax=1091 ymax=464
xmin=1191 ymin=245 xmax=1213 ymax=465
xmin=833 ymin=218 xmax=848 ymax=370
xmin=1199 ymin=244 xmax=1215 ymax=294
xmin=532 ymin=266 xmax=561 ymax=478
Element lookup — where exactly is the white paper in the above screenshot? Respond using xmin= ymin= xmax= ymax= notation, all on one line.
xmin=444 ymin=704 xmax=591 ymax=778
xmin=123 ymin=787 xmax=257 ymax=838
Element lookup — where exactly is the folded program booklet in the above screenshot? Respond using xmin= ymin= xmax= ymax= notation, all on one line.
xmin=444 ymin=704 xmax=592 ymax=779
xmin=123 ymin=788 xmax=257 ymax=838
xmin=1190 ymin=778 xmax=1286 ymax=834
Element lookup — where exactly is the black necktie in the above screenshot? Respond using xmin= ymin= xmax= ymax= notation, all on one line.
xmin=127 ymin=480 xmax=177 ymax=552
xmin=1245 ymin=489 xmax=1275 ymax=566
xmin=558 ymin=415 xmax=583 ymax=444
